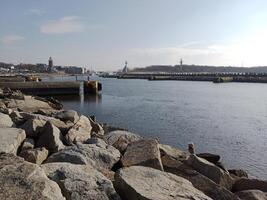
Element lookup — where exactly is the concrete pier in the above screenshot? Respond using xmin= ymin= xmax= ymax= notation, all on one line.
xmin=0 ymin=81 xmax=102 ymax=96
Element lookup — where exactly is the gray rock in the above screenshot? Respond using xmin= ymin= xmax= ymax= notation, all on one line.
xmin=121 ymin=139 xmax=164 ymax=171
xmin=65 ymin=115 xmax=92 ymax=144
xmin=114 ymin=166 xmax=212 ymax=200
xmin=53 ymin=110 xmax=79 ymax=123
xmin=5 ymin=96 xmax=56 ymax=112
xmin=19 ymin=112 xmax=70 ymax=133
xmin=233 ymin=178 xmax=267 ymax=192
xmin=36 ymin=121 xmax=65 ymax=153
xmin=0 ymin=128 xmax=26 ymax=154
xmin=159 ymin=143 xmax=187 ymax=165
xmin=197 ymin=153 xmax=221 ymax=164
xmin=45 ymin=142 xmax=120 ymax=171
xmin=105 ymin=130 xmax=141 ymax=153
xmin=163 ymin=161 xmax=239 ymax=200
xmin=42 ymin=162 xmax=121 ymax=200
xmin=0 ymin=101 xmax=6 ymax=109
xmin=0 ymin=112 xmax=14 ymax=127
xmin=187 ymin=154 xmax=233 ymax=190
xmin=89 ymin=117 xmax=105 ymax=136
xmin=19 ymin=147 xmax=49 ymax=165
xmin=20 ymin=118 xmax=46 ymax=137
xmin=229 ymin=169 xmax=248 ymax=178
xmin=21 ymin=138 xmax=35 ymax=150
xmin=235 ymin=190 xmax=267 ymax=200
xmin=9 ymin=110 xmax=25 ymax=126
xmin=0 ymin=153 xmax=65 ymax=200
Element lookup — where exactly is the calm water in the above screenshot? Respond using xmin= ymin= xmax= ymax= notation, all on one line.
xmin=44 ymin=76 xmax=267 ymax=179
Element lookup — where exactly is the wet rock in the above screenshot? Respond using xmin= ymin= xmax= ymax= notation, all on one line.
xmin=0 ymin=112 xmax=14 ymax=127
xmin=19 ymin=147 xmax=49 ymax=165
xmin=65 ymin=115 xmax=92 ymax=144
xmin=105 ymin=130 xmax=142 ymax=153
xmin=21 ymin=138 xmax=35 ymax=151
xmin=197 ymin=153 xmax=221 ymax=164
xmin=45 ymin=141 xmax=120 ymax=171
xmin=42 ymin=162 xmax=121 ymax=200
xmin=0 ymin=153 xmax=65 ymax=200
xmin=229 ymin=169 xmax=248 ymax=178
xmin=0 ymin=128 xmax=26 ymax=154
xmin=187 ymin=154 xmax=233 ymax=189
xmin=233 ymin=178 xmax=267 ymax=192
xmin=235 ymin=190 xmax=267 ymax=200
xmin=36 ymin=121 xmax=65 ymax=153
xmin=114 ymin=166 xmax=212 ymax=200
xmin=20 ymin=118 xmax=46 ymax=137
xmin=53 ymin=110 xmax=79 ymax=123
xmin=121 ymin=139 xmax=164 ymax=170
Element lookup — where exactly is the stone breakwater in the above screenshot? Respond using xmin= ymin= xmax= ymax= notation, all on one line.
xmin=0 ymin=88 xmax=266 ymax=200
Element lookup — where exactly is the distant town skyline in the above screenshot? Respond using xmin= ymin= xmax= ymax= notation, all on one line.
xmin=1 ymin=0 xmax=267 ymax=70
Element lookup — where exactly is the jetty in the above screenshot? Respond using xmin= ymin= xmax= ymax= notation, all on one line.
xmin=0 ymin=80 xmax=102 ymax=96
xmin=103 ymin=72 xmax=267 ymax=83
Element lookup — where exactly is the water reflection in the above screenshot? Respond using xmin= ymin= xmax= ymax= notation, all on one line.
xmin=55 ymin=94 xmax=102 ymax=110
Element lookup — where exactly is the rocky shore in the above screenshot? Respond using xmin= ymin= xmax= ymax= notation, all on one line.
xmin=0 ymin=88 xmax=266 ymax=200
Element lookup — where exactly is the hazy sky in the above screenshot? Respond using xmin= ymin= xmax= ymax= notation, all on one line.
xmin=1 ymin=0 xmax=267 ymax=70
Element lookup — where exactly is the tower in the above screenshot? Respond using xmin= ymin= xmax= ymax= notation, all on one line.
xmin=180 ymin=58 xmax=183 ymax=72
xmin=48 ymin=57 xmax=53 ymax=72
xmin=122 ymin=61 xmax=128 ymax=73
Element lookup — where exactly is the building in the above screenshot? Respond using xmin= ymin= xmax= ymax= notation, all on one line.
xmin=64 ymin=66 xmax=84 ymax=74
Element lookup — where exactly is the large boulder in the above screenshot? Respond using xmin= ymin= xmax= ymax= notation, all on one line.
xmin=0 ymin=153 xmax=65 ymax=200
xmin=19 ymin=112 xmax=70 ymax=133
xmin=235 ymin=190 xmax=267 ymax=200
xmin=233 ymin=178 xmax=267 ymax=193
xmin=36 ymin=121 xmax=65 ymax=153
xmin=159 ymin=143 xmax=187 ymax=167
xmin=0 ymin=112 xmax=14 ymax=127
xmin=187 ymin=154 xmax=233 ymax=190
xmin=45 ymin=140 xmax=121 ymax=171
xmin=5 ymin=96 xmax=56 ymax=112
xmin=121 ymin=139 xmax=163 ymax=171
xmin=0 ymin=128 xmax=26 ymax=154
xmin=114 ymin=166 xmax=212 ymax=200
xmin=53 ymin=110 xmax=79 ymax=123
xmin=163 ymin=161 xmax=239 ymax=200
xmin=65 ymin=115 xmax=92 ymax=144
xmin=20 ymin=118 xmax=46 ymax=137
xmin=105 ymin=130 xmax=142 ymax=153
xmin=19 ymin=147 xmax=49 ymax=165
xmin=42 ymin=162 xmax=121 ymax=200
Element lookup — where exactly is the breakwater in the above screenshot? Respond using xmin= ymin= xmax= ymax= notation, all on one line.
xmin=103 ymin=72 xmax=267 ymax=83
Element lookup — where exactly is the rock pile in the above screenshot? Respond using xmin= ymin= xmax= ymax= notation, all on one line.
xmin=0 ymin=88 xmax=266 ymax=200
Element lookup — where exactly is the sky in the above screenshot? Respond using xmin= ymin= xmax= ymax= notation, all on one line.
xmin=1 ymin=0 xmax=267 ymax=70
